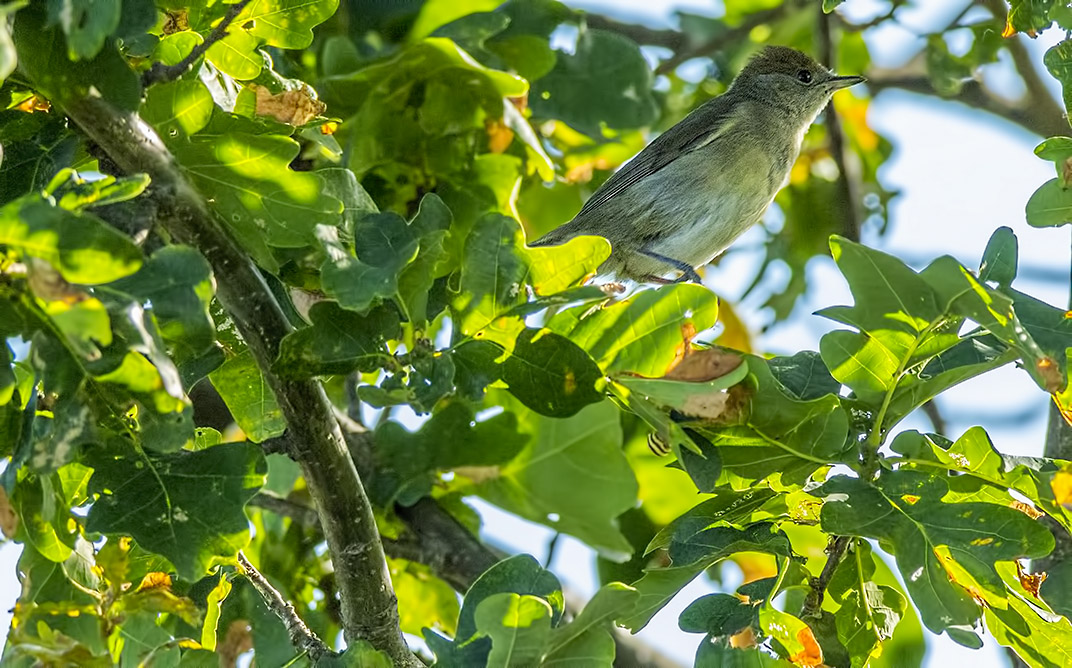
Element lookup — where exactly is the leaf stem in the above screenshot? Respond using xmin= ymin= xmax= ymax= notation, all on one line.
xmin=864 ymin=317 xmax=947 ymax=474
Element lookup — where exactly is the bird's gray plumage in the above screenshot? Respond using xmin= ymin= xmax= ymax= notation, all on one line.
xmin=530 ymin=46 xmax=864 ymax=283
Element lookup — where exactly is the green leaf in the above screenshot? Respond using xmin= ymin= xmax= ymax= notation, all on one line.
xmin=1027 ymin=178 xmax=1072 ymax=228
xmin=153 ymin=31 xmax=202 ymax=66
xmin=925 ymin=34 xmax=972 ymax=96
xmin=1046 ymin=39 xmax=1072 ymax=114
xmin=205 ymin=29 xmax=264 ymax=80
xmin=1035 ymin=136 xmax=1072 ymax=186
xmin=322 ymin=214 xmax=420 ymax=314
xmin=451 ymin=339 xmax=505 ymax=401
xmin=410 ymin=0 xmax=501 ymax=40
xmin=397 ymin=194 xmax=453 ymax=326
xmin=823 ymin=0 xmax=846 ymax=11
xmin=816 ymin=471 xmax=1054 ymax=635
xmin=985 ymin=593 xmax=1072 ymax=668
xmin=543 ymin=583 xmax=637 ymax=666
xmin=475 ymin=398 xmax=637 ymax=558
xmin=209 ymin=351 xmax=285 ymax=443
xmin=921 ymin=255 xmax=1059 ymax=392
xmin=621 ymin=523 xmax=793 ymax=632
xmin=883 ymin=338 xmax=1017 ymax=426
xmin=766 ymin=351 xmax=841 ymax=401
xmin=502 ymin=328 xmax=603 ymax=418
xmin=531 ymin=29 xmax=658 ymax=136
xmin=175 ymin=133 xmax=342 ymax=267
xmin=758 ymin=608 xmax=818 ymax=664
xmin=827 ymin=540 xmax=907 ymax=668
xmin=141 ymin=80 xmax=214 ymax=142
xmin=371 ymin=400 xmax=526 ymax=506
xmin=892 ymin=428 xmax=1072 ymax=532
xmin=1008 ymin=0 xmax=1056 ymax=35
xmin=549 ymin=284 xmax=718 ymax=377
xmin=646 ymin=488 xmax=780 ymax=555
xmin=475 ymin=592 xmax=553 ymax=668
xmin=678 ymin=594 xmax=755 ymax=636
xmin=110 ymin=246 xmax=216 ymax=362
xmin=14 ymin=4 xmax=141 ymax=112
xmin=47 ymin=170 xmax=149 ymax=211
xmin=978 ymin=226 xmax=1018 ymax=286
xmin=236 ymin=0 xmax=340 ymax=49
xmin=454 ymin=213 xmax=608 ymax=343
xmin=273 ymin=301 xmax=399 ymax=379
xmin=457 ymin=554 xmax=563 ymax=643
xmin=86 ymin=443 xmax=266 ymax=580
xmin=48 ymin=0 xmax=121 ymax=60
xmin=0 ymin=196 xmax=143 ymax=284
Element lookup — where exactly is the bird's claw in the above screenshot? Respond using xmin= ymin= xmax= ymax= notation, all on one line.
xmin=674 ymin=268 xmax=703 ymax=284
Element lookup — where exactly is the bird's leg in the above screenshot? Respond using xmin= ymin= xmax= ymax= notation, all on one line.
xmin=639 ymin=249 xmax=703 ymax=284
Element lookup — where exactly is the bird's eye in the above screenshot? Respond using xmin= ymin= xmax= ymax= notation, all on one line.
xmin=797 ymin=69 xmax=813 ymax=83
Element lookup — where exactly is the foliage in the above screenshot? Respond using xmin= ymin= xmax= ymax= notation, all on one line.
xmin=0 ymin=0 xmax=1070 ymax=667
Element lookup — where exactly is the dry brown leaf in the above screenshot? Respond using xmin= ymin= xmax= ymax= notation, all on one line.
xmin=1052 ymin=469 xmax=1072 ymax=506
xmin=790 ymin=626 xmax=824 ymax=668
xmin=1010 ymin=500 xmax=1042 ymax=519
xmin=664 ymin=347 xmax=744 ymax=382
xmin=730 ymin=626 xmax=757 ymax=649
xmin=1016 ymin=561 xmax=1047 ymax=597
xmin=163 ymin=9 xmax=189 ymax=34
xmin=250 ymin=84 xmax=327 ymax=126
xmin=486 ymin=118 xmax=514 ymax=153
xmin=135 ymin=572 xmax=173 ymax=592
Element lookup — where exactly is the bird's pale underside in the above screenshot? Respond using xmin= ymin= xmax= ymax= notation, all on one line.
xmin=530 ymin=46 xmax=865 ymax=284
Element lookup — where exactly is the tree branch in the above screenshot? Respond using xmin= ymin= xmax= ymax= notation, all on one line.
xmin=237 ymin=552 xmax=334 ymax=661
xmin=654 ymin=3 xmax=798 ymax=76
xmin=867 ymin=68 xmax=1069 ymax=138
xmin=142 ymin=0 xmax=253 ymax=87
xmin=802 ymin=535 xmax=851 ymax=618
xmin=50 ymin=97 xmax=419 ymax=666
xmin=817 ymin=6 xmax=863 ymax=242
xmin=581 ymin=13 xmax=685 ymax=51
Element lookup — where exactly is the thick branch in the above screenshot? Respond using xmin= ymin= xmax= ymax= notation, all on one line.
xmin=238 ymin=552 xmax=334 ymax=661
xmin=142 ymin=0 xmax=252 ymax=87
xmin=867 ymin=70 xmax=1069 ymax=138
xmin=53 ymin=97 xmax=418 ymax=666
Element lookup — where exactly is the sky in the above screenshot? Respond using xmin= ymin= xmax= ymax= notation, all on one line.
xmin=0 ymin=1 xmax=1068 ymax=666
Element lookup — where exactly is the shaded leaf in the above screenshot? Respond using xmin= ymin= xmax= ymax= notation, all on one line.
xmin=86 ymin=443 xmax=266 ymax=580
xmin=273 ymin=301 xmax=399 ymax=379
xmin=502 ymin=327 xmax=603 ymax=418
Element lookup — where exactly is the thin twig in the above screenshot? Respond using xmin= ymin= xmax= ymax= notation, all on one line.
xmin=802 ymin=535 xmax=852 ymax=618
xmin=655 ymin=3 xmax=796 ymax=76
xmin=141 ymin=0 xmax=253 ymax=87
xmin=817 ymin=7 xmax=863 ymax=242
xmin=237 ymin=552 xmax=335 ymax=661
xmin=920 ymin=400 xmax=947 ymax=434
xmin=250 ymin=492 xmax=322 ymax=526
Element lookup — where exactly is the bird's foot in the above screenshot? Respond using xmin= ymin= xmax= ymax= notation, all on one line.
xmin=673 ymin=267 xmax=703 ymax=284
xmin=638 ymin=249 xmax=703 ymax=285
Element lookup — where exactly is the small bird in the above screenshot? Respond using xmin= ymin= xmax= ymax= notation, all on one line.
xmin=530 ymin=46 xmax=865 ymax=284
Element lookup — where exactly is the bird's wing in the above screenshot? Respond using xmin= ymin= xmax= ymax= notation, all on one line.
xmin=573 ymin=98 xmax=739 ymax=219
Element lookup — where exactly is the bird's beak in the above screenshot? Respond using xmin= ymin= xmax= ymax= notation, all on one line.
xmin=828 ymin=74 xmax=866 ymax=90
